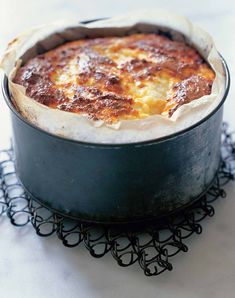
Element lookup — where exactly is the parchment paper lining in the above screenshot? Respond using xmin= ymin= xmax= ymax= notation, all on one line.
xmin=0 ymin=10 xmax=226 ymax=144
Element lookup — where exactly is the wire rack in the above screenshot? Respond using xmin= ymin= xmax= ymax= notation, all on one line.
xmin=0 ymin=122 xmax=234 ymax=276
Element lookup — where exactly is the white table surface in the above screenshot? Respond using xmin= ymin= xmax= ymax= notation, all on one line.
xmin=0 ymin=1 xmax=235 ymax=297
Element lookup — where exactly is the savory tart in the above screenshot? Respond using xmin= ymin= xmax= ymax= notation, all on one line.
xmin=13 ymin=33 xmax=215 ymax=125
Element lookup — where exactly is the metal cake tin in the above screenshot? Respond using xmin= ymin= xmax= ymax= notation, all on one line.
xmin=1 ymin=21 xmax=230 ymax=224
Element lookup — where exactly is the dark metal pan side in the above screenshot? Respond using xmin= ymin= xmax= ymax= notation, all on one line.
xmin=1 ymin=21 xmax=230 ymax=223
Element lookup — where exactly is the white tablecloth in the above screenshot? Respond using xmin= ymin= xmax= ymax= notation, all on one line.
xmin=0 ymin=1 xmax=235 ymax=297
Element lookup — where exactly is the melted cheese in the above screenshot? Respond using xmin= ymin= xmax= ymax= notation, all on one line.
xmin=14 ymin=34 xmax=215 ymax=123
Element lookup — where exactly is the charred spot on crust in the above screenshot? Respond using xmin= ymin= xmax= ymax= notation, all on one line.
xmin=58 ymin=89 xmax=133 ymax=123
xmin=168 ymin=75 xmax=213 ymax=116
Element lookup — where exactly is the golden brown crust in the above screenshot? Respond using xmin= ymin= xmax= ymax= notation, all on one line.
xmin=13 ymin=33 xmax=215 ymax=123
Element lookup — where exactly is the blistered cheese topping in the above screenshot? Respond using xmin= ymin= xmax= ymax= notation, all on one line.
xmin=14 ymin=34 xmax=215 ymax=123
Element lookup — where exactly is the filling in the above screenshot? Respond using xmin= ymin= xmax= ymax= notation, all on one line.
xmin=14 ymin=33 xmax=215 ymax=124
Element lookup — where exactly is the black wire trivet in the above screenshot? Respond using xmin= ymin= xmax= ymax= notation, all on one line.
xmin=0 ymin=122 xmax=235 ymax=276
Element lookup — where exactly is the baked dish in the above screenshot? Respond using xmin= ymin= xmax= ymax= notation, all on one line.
xmin=13 ymin=33 xmax=215 ymax=124
xmin=1 ymin=11 xmax=225 ymax=143
xmin=0 ymin=12 xmax=229 ymax=223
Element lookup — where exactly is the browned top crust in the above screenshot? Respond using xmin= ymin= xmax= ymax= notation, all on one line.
xmin=13 ymin=33 xmax=215 ymax=123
